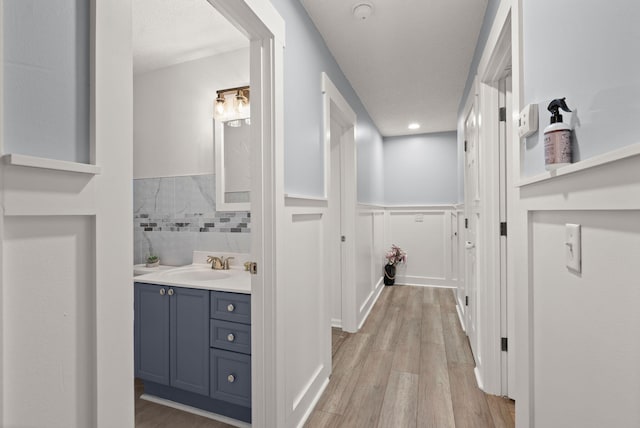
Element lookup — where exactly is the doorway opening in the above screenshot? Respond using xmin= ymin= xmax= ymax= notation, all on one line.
xmin=322 ymin=73 xmax=357 ymax=338
xmin=131 ymin=1 xmax=283 ymax=426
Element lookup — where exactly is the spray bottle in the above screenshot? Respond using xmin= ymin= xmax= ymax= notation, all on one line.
xmin=544 ymin=98 xmax=572 ymax=170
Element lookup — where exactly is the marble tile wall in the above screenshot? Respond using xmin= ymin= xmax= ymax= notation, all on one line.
xmin=133 ymin=174 xmax=251 ymax=266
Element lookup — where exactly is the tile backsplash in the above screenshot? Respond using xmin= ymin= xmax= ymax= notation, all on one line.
xmin=134 ymin=174 xmax=250 ymax=266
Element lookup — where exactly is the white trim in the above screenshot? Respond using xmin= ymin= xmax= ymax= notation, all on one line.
xmin=465 ymin=3 xmax=515 ymax=399
xmin=292 ymin=364 xmax=324 ymax=411
xmin=395 ymin=277 xmax=456 ymax=288
xmin=140 ymin=394 xmax=250 ymax=428
xmin=321 ymin=73 xmax=356 ymax=200
xmin=356 ymin=277 xmax=384 ymax=330
xmin=516 ymin=141 xmax=640 ymax=187
xmin=384 ymin=204 xmax=457 ymax=210
xmin=204 ymin=2 xmax=285 ymax=427
xmin=284 ymin=194 xmax=328 ymax=203
xmin=321 ymin=72 xmax=358 ymax=334
xmin=2 ymin=154 xmax=102 ymax=175
xmin=295 ymin=377 xmax=330 ymax=428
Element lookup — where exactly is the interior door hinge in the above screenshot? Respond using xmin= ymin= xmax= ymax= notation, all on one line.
xmin=464 ymin=140 xmax=467 ymax=152
xmin=501 ymin=337 xmax=508 ymax=352
xmin=499 ymin=107 xmax=507 ymax=122
xmin=465 ymin=296 xmax=469 ymax=306
xmin=464 ymin=218 xmax=469 ymax=229
xmin=341 ymin=235 xmax=346 ymax=242
xmin=500 ymin=222 xmax=507 ymax=236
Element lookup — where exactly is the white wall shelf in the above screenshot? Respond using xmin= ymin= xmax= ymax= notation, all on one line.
xmin=2 ymin=153 xmax=102 ymax=175
xmin=517 ymin=142 xmax=640 ymax=188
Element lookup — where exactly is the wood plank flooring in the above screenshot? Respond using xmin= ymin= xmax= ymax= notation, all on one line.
xmin=135 ymin=379 xmax=233 ymax=428
xmin=134 ymin=285 xmax=514 ymax=427
xmin=305 ymin=286 xmax=515 ymax=428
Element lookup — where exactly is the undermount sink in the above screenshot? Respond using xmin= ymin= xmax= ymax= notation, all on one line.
xmin=162 ymin=267 xmax=231 ymax=282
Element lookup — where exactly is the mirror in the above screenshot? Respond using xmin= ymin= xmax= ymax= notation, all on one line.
xmin=215 ymin=117 xmax=251 ymax=211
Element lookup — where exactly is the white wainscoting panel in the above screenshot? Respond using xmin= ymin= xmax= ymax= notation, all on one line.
xmin=515 ymin=151 xmax=640 ymax=428
xmin=3 ymin=216 xmax=96 ymax=427
xmin=355 ymin=206 xmax=385 ymax=328
xmin=282 ymin=203 xmax=329 ymax=427
xmin=387 ymin=207 xmax=456 ymax=287
xmin=530 ymin=210 xmax=640 ymax=428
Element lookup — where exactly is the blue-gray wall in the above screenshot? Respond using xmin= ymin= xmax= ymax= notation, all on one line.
xmin=383 ymin=132 xmax=458 ymax=205
xmin=269 ymin=0 xmax=384 ymax=204
xmin=3 ymin=0 xmax=90 ymax=162
xmin=458 ymin=0 xmax=640 ymax=181
xmin=521 ymin=1 xmax=640 ymax=176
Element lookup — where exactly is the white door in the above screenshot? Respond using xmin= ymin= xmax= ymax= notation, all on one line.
xmin=464 ymin=102 xmax=480 ymax=360
xmin=329 ymin=116 xmax=343 ymax=326
xmin=499 ymin=73 xmax=516 ymax=398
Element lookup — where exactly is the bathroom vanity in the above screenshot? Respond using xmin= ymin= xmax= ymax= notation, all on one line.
xmin=134 ymin=254 xmax=252 ymax=424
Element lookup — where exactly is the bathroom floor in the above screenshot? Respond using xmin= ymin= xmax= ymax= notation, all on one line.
xmin=135 ymin=379 xmax=234 ymax=428
xmin=305 ymin=285 xmax=516 ymax=428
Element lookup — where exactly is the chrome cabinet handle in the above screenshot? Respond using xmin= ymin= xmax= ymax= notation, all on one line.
xmin=159 ymin=288 xmax=166 ymax=296
xmin=227 ymin=374 xmax=236 ymax=383
xmin=227 ymin=303 xmax=235 ymax=312
xmin=227 ymin=333 xmax=235 ymax=342
xmin=168 ymin=289 xmax=174 ymax=296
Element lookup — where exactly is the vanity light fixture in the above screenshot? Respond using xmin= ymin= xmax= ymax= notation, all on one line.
xmin=214 ymin=86 xmax=250 ymax=120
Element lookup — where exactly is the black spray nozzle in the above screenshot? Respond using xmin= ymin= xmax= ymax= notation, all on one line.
xmin=547 ymin=98 xmax=572 ymax=124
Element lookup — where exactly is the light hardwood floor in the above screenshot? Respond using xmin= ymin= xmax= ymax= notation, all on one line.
xmin=305 ymin=286 xmax=515 ymax=428
xmin=135 ymin=285 xmax=514 ymax=427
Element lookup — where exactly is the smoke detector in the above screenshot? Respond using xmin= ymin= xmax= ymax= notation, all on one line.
xmin=352 ymin=2 xmax=373 ymax=21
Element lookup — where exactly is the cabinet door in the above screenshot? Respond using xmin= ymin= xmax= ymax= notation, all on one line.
xmin=170 ymin=287 xmax=210 ymax=395
xmin=135 ymin=283 xmax=170 ymax=385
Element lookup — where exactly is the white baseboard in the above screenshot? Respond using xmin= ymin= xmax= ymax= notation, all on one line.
xmin=357 ymin=277 xmax=384 ymax=330
xmin=140 ymin=394 xmax=250 ymax=428
xmin=296 ymin=376 xmax=330 ymax=428
xmin=396 ymin=275 xmax=456 ymax=288
xmin=456 ymin=302 xmax=466 ymax=332
xmin=331 ymin=318 xmax=342 ymax=328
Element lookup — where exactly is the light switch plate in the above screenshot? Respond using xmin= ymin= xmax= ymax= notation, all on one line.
xmin=565 ymin=223 xmax=581 ymax=273
xmin=518 ymin=103 xmax=538 ymax=138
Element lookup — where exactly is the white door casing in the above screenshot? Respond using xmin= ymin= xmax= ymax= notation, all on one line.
xmin=464 ymin=96 xmax=480 ymax=365
xmin=205 ymin=1 xmax=284 ymax=426
xmin=321 ymin=73 xmax=357 ymax=334
xmin=329 ymin=116 xmax=343 ymax=326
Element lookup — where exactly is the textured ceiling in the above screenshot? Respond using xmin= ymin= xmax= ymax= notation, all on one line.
xmin=132 ymin=0 xmax=248 ymax=74
xmin=301 ymin=0 xmax=487 ymax=136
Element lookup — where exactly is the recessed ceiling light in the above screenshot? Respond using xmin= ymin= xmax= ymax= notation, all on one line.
xmin=408 ymin=123 xmax=420 ymax=130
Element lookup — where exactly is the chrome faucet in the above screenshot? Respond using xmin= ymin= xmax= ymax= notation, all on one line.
xmin=206 ymin=255 xmax=234 ymax=270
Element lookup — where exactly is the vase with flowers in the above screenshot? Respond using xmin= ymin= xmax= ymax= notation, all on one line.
xmin=384 ymin=244 xmax=406 ymax=286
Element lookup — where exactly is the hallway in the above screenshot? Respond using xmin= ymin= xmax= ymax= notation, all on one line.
xmin=306 ymin=286 xmax=515 ymax=428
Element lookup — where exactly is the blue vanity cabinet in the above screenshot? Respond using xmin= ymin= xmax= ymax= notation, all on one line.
xmin=134 ymin=283 xmax=170 ymax=385
xmin=169 ymin=286 xmax=210 ymax=395
xmin=134 ymin=283 xmax=209 ymax=396
xmin=209 ymin=291 xmax=252 ymax=413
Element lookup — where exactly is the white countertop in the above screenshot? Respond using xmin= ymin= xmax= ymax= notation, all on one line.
xmin=134 ymin=263 xmax=251 ymax=294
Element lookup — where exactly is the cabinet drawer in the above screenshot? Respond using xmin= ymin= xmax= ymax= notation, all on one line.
xmin=210 ymin=291 xmax=251 ymax=324
xmin=210 ymin=349 xmax=251 ymax=407
xmin=210 ymin=319 xmax=251 ymax=354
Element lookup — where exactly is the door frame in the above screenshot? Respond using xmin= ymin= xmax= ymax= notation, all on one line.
xmin=466 ymin=2 xmax=515 ymax=397
xmin=321 ymin=73 xmax=358 ymax=333
xmin=205 ymin=1 xmax=284 ymax=426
